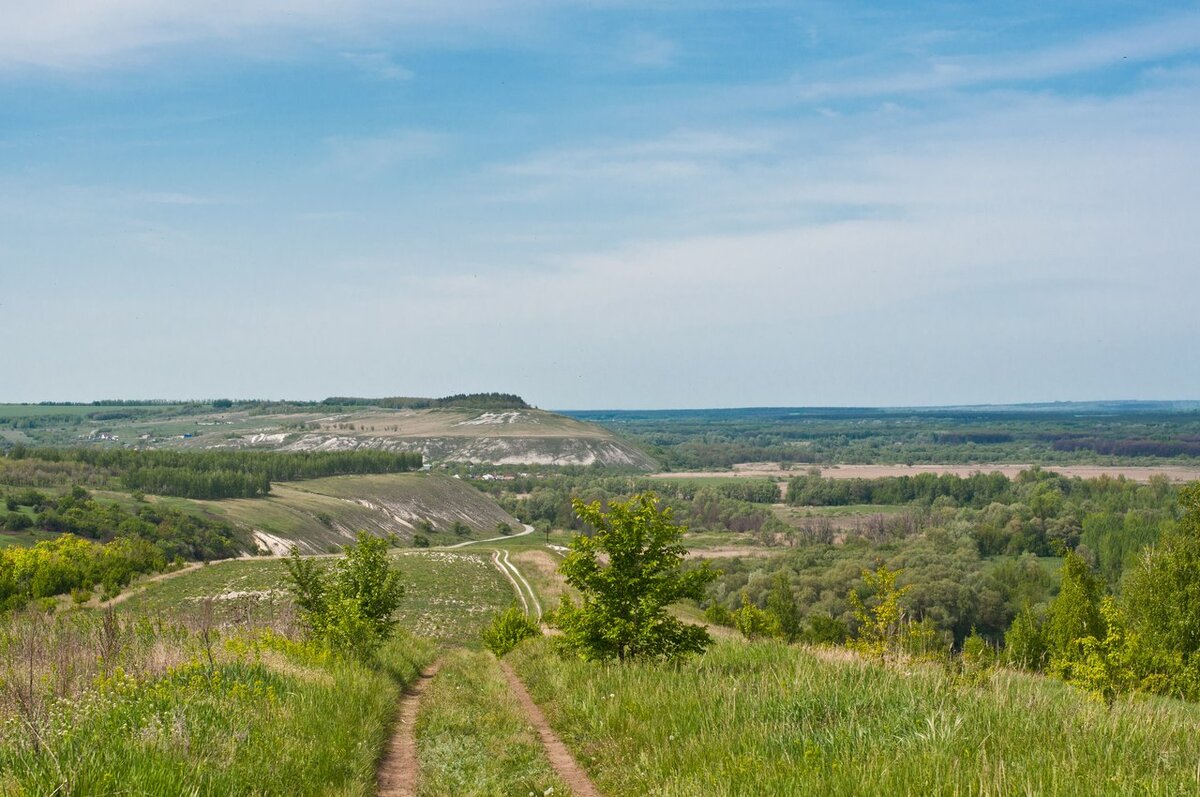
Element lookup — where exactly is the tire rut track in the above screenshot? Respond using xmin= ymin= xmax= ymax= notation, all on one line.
xmin=377 ymin=660 xmax=443 ymax=797
xmin=499 ymin=661 xmax=602 ymax=797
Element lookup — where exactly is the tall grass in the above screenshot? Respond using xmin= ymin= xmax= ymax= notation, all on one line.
xmin=415 ymin=649 xmax=567 ymax=796
xmin=0 ymin=609 xmax=434 ymax=796
xmin=509 ymin=637 xmax=1200 ymax=796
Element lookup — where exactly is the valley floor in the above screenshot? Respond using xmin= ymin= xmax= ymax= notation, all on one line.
xmin=4 ymin=535 xmax=1200 ymax=796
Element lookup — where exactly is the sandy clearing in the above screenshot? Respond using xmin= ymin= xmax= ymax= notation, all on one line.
xmin=685 ymin=547 xmax=776 ymax=559
xmin=377 ymin=660 xmax=444 ymax=797
xmin=499 ymin=661 xmax=602 ymax=797
xmin=652 ymin=463 xmax=1200 ymax=484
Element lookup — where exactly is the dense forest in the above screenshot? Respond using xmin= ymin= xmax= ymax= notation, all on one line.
xmin=0 ymin=448 xmax=421 ymax=499
xmin=567 ymin=404 xmax=1200 ymax=468
xmin=320 ymin=393 xmax=530 ymax=410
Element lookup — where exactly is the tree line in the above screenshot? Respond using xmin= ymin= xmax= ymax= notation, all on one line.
xmin=4 ymin=448 xmax=422 ymax=500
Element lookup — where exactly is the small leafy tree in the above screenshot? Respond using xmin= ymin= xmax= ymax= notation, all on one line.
xmin=1045 ymin=549 xmax=1105 ymax=668
xmin=552 ymin=493 xmax=717 ymax=661
xmin=284 ymin=532 xmax=405 ymax=659
xmin=1004 ymin=604 xmax=1048 ymax=670
xmin=481 ymin=606 xmax=541 ymax=656
xmin=848 ymin=565 xmax=909 ymax=660
xmin=765 ymin=572 xmax=801 ymax=642
xmin=732 ymin=590 xmax=781 ymax=640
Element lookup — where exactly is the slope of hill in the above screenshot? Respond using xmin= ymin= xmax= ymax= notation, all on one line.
xmin=158 ymin=473 xmax=521 ymax=554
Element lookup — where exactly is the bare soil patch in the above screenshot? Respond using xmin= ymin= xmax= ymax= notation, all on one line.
xmin=378 ymin=660 xmax=444 ymax=797
xmin=499 ymin=661 xmax=602 ymax=797
xmin=684 ymin=546 xmax=775 ymax=559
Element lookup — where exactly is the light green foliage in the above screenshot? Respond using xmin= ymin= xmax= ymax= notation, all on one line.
xmin=957 ymin=629 xmax=997 ymax=685
xmin=1004 ymin=605 xmax=1048 ymax=670
xmin=732 ymin=590 xmax=781 ymax=640
xmin=848 ymin=565 xmax=910 ymax=660
xmin=481 ymin=606 xmax=541 ymax=656
xmin=285 ymin=532 xmax=405 ymax=658
xmin=765 ymin=571 xmax=801 ymax=641
xmin=1123 ymin=484 xmax=1200 ymax=660
xmin=1044 ymin=549 xmax=1105 ymax=668
xmin=1059 ymin=597 xmax=1138 ymax=705
xmin=0 ymin=533 xmax=164 ymax=609
xmin=415 ymin=649 xmax=568 ymax=797
xmin=1113 ymin=483 xmax=1200 ymax=699
xmin=552 ymin=493 xmax=717 ymax=661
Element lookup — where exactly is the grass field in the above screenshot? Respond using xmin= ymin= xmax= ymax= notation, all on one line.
xmin=508 ymin=637 xmax=1200 ymax=796
xmin=0 ymin=404 xmax=185 ymax=419
xmin=117 ymin=549 xmax=517 ymax=648
xmin=0 ymin=610 xmax=436 ymax=796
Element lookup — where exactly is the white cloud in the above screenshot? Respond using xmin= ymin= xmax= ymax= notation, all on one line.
xmin=787 ymin=10 xmax=1200 ymax=100
xmin=0 ymin=0 xmax=546 ymax=69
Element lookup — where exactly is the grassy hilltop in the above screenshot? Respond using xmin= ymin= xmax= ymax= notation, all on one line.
xmin=0 ymin=395 xmax=656 ymax=469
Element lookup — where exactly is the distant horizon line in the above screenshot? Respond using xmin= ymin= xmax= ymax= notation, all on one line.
xmin=3 ymin=397 xmax=1200 ymax=413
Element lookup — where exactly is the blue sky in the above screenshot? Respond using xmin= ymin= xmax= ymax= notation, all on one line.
xmin=2 ymin=2 xmax=1199 ymax=408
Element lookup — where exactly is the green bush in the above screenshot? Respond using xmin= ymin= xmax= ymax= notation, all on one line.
xmin=284 ymin=533 xmax=405 ymax=659
xmin=481 ymin=606 xmax=541 ymax=656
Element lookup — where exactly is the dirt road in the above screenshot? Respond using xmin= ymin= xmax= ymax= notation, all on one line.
xmin=377 ymin=660 xmax=444 ymax=797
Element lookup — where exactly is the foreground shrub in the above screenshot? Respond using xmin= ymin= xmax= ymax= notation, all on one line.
xmin=284 ymin=532 xmax=404 ymax=659
xmin=481 ymin=606 xmax=541 ymax=656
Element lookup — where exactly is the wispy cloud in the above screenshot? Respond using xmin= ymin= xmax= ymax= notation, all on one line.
xmin=788 ymin=9 xmax=1200 ymax=101
xmin=324 ymin=129 xmax=445 ymax=175
xmin=0 ymin=0 xmax=544 ymax=69
xmin=341 ymin=51 xmax=413 ymax=81
xmin=500 ymin=128 xmax=778 ymax=184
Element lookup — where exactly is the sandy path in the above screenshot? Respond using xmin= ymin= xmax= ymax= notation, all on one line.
xmin=97 ymin=561 xmax=208 ymax=608
xmin=499 ymin=662 xmax=602 ymax=797
xmin=444 ymin=523 xmax=535 ymax=549
xmin=652 ymin=463 xmax=1200 ymax=484
xmin=377 ymin=660 xmax=444 ymax=797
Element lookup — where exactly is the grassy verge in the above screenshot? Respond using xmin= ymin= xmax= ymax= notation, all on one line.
xmin=0 ymin=612 xmax=435 ymax=796
xmin=415 ymin=648 xmax=568 ymax=796
xmin=508 ymin=636 xmax=1200 ymax=796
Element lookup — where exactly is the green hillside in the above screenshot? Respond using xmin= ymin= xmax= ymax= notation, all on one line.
xmin=157 ymin=473 xmax=521 ymax=553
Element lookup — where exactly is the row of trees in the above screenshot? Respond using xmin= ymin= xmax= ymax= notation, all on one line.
xmin=4 ymin=448 xmax=423 ymax=500
xmin=319 ymin=393 xmax=530 ymax=410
